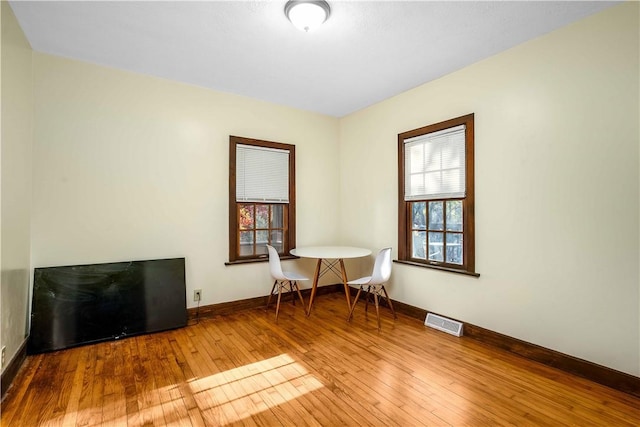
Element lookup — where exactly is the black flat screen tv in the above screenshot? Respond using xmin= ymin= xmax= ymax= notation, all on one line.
xmin=28 ymin=257 xmax=187 ymax=354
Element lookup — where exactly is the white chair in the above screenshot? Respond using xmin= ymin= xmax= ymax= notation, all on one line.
xmin=266 ymin=245 xmax=308 ymax=320
xmin=347 ymin=247 xmax=397 ymax=330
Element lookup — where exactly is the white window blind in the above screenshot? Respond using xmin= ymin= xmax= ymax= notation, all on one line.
xmin=404 ymin=124 xmax=466 ymax=201
xmin=236 ymin=144 xmax=289 ymax=202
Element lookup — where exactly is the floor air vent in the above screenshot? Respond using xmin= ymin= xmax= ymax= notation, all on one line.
xmin=425 ymin=313 xmax=463 ymax=337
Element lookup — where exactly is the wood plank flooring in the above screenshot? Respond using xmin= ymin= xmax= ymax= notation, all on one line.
xmin=2 ymin=292 xmax=640 ymax=426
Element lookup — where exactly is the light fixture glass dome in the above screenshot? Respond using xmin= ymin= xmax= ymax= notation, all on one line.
xmin=285 ymin=1 xmax=331 ymax=32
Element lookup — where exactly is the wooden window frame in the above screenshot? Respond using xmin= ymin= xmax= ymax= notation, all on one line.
xmin=228 ymin=136 xmax=296 ymax=263
xmin=397 ymin=114 xmax=477 ymax=276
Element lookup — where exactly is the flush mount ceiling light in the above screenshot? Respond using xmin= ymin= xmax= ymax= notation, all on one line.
xmin=284 ymin=0 xmax=331 ymax=32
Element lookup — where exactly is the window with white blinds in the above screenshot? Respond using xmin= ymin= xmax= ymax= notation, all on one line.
xmin=236 ymin=144 xmax=289 ymax=203
xmin=404 ymin=124 xmax=466 ymax=201
xmin=229 ymin=136 xmax=296 ymax=262
xmin=397 ymin=114 xmax=476 ymax=275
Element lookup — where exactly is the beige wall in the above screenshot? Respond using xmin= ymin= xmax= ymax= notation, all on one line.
xmin=339 ymin=2 xmax=639 ymax=376
xmin=31 ymin=53 xmax=341 ymax=307
xmin=1 ymin=1 xmax=33 ymax=373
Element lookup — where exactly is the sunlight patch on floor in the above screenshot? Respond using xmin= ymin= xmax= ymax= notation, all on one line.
xmin=187 ymin=353 xmax=324 ymax=423
xmin=48 ymin=354 xmax=323 ymax=426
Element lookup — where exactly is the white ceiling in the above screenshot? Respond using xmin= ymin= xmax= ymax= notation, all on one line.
xmin=9 ymin=1 xmax=619 ymax=117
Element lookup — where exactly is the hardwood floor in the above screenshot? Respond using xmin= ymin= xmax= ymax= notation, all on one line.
xmin=2 ymin=292 xmax=640 ymax=426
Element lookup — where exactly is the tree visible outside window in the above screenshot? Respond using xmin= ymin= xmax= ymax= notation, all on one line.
xmin=398 ymin=114 xmax=476 ymax=275
xmin=229 ymin=136 xmax=296 ymax=262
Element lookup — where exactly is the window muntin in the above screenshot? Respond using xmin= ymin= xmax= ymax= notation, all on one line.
xmin=398 ymin=114 xmax=475 ymax=274
xmin=229 ymin=136 xmax=296 ymax=262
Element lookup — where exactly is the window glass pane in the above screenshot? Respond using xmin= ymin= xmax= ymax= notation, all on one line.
xmin=408 ymin=143 xmax=424 ymax=173
xmin=424 ymin=171 xmax=443 ymax=196
xmin=256 ymin=205 xmax=269 ymax=229
xmin=239 ymin=231 xmax=254 ymax=256
xmin=412 ymin=231 xmax=426 ymax=259
xmin=446 ymin=233 xmax=463 ymax=265
xmin=239 ymin=204 xmax=254 ymax=230
xmin=271 ymin=205 xmax=284 ymax=228
xmin=428 ymin=201 xmax=444 ymax=231
xmin=271 ymin=230 xmax=284 ymax=253
xmin=446 ymin=201 xmax=463 ymax=232
xmin=256 ymin=230 xmax=268 ymax=244
xmin=256 ymin=230 xmax=269 ymax=255
xmin=428 ymin=232 xmax=444 ymax=262
xmin=441 ymin=168 xmax=464 ymax=195
xmin=409 ymin=174 xmax=426 ymax=198
xmin=412 ymin=202 xmax=426 ymax=230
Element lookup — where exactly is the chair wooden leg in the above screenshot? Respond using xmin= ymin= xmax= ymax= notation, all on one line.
xmin=275 ymin=281 xmax=283 ymax=320
xmin=364 ymin=286 xmax=370 ymax=315
xmin=374 ymin=292 xmax=381 ymax=331
xmin=292 ymin=282 xmax=298 ymax=306
xmin=347 ymin=287 xmax=363 ymax=322
xmin=381 ymin=285 xmax=397 ymax=319
xmin=288 ymin=281 xmax=296 ymax=306
xmin=293 ymin=282 xmax=307 ymax=315
xmin=266 ymin=280 xmax=277 ymax=310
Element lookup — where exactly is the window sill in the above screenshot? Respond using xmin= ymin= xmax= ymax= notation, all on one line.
xmin=393 ymin=259 xmax=480 ymax=277
xmin=225 ymin=255 xmax=298 ymax=266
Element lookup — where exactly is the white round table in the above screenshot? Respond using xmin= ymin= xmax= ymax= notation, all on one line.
xmin=290 ymin=246 xmax=372 ymax=315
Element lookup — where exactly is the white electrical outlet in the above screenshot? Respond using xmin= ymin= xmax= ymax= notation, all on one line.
xmin=1 ymin=346 xmax=5 ymax=367
xmin=194 ymin=289 xmax=202 ymax=301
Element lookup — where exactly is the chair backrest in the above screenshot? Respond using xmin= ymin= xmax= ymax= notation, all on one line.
xmin=266 ymin=245 xmax=287 ymax=281
xmin=369 ymin=247 xmax=392 ymax=285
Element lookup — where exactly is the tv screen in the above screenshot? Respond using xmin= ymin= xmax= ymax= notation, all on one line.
xmin=29 ymin=257 xmax=187 ymax=354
